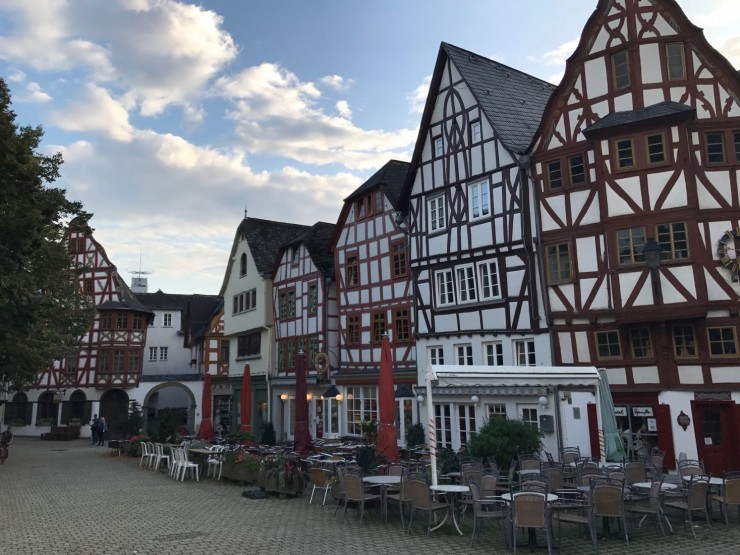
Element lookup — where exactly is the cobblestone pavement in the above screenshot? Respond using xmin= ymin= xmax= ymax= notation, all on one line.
xmin=2 ymin=438 xmax=740 ymax=554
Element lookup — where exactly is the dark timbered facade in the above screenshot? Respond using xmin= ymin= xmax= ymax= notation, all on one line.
xmin=530 ymin=0 xmax=740 ymax=474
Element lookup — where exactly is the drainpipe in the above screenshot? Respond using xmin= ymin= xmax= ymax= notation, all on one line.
xmin=553 ymin=385 xmax=564 ymax=456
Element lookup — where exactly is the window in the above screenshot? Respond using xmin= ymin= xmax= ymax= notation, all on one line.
xmin=291 ymin=246 xmax=300 ymax=265
xmin=116 ymin=313 xmax=127 ymax=329
xmin=159 ymin=347 xmax=168 ymax=361
xmin=355 ymin=197 xmax=366 ymax=220
xmin=434 ymin=135 xmax=443 ymax=157
xmin=616 ymin=138 xmax=635 ymax=169
xmin=488 ymin=404 xmax=507 ymax=421
xmin=546 ymin=160 xmax=562 ymax=190
xmin=478 ymin=261 xmax=501 ymax=300
xmin=133 ymin=314 xmax=144 ymax=330
xmin=237 ymin=332 xmax=261 ymax=358
xmin=521 ymin=407 xmax=539 ymax=430
xmin=374 ymin=190 xmax=383 ymax=214
xmin=100 ymin=313 xmax=112 ymax=330
xmin=148 ymin=347 xmax=157 ymax=362
xmin=239 ymin=253 xmax=247 ymax=276
xmin=469 ymin=180 xmax=490 ymax=220
xmin=394 ymin=308 xmax=410 ymax=342
xmin=308 ymin=283 xmax=318 ymax=314
xmin=287 ymin=340 xmax=295 ymax=368
xmin=84 ymin=278 xmax=94 ymax=295
xmin=428 ymin=195 xmax=446 ymax=232
xmin=233 ymin=289 xmax=257 ymax=314
xmin=346 ymin=386 xmax=378 ymax=436
xmin=629 ymin=327 xmax=653 ymax=358
xmin=656 ymin=222 xmax=688 ymax=261
xmin=392 ymin=240 xmax=407 ymax=278
xmin=220 ymin=339 xmax=230 ymax=363
xmin=429 ymin=346 xmax=444 ymax=365
xmin=346 ymin=255 xmax=359 ymax=287
xmin=277 ymin=341 xmax=286 ymax=370
xmin=612 ymin=49 xmax=630 ymax=89
xmin=278 ymin=290 xmax=296 ymax=320
xmin=596 ymin=330 xmax=621 ymax=359
xmin=569 ymin=154 xmax=586 ymax=185
xmin=484 ymin=341 xmax=503 ymax=366
xmin=515 ymin=340 xmax=536 ymax=366
xmin=309 ymin=336 xmax=319 ymax=366
xmin=456 ymin=265 xmax=477 ymax=303
xmin=646 ymin=133 xmax=666 ymax=164
xmin=666 ymin=42 xmax=686 ymax=81
xmin=163 ymin=313 xmax=172 ymax=327
xmin=471 ymin=121 xmax=481 ymax=142
xmin=347 ymin=315 xmax=360 ymax=346
xmin=707 ymin=326 xmax=738 ymax=357
xmin=735 ymin=131 xmax=740 ymax=163
xmin=706 ymin=132 xmax=726 ymax=164
xmin=287 ymin=291 xmax=296 ymax=318
xmin=128 ymin=350 xmax=139 ymax=372
xmin=434 ymin=404 xmax=452 ymax=448
xmin=99 ymin=348 xmax=110 ymax=372
xmin=546 ymin=243 xmax=572 ymax=283
xmin=672 ymin=325 xmax=697 ymax=358
xmin=372 ymin=311 xmax=387 ymax=343
xmin=435 ymin=269 xmax=455 ymax=306
xmin=617 ymin=227 xmax=646 ymax=265
xmin=456 ymin=344 xmax=473 ymax=365
xmin=458 ymin=405 xmax=477 ymax=446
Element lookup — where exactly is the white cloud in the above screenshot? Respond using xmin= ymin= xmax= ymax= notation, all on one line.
xmin=408 ymin=76 xmax=431 ymax=114
xmin=336 ymin=100 xmax=352 ymax=119
xmin=320 ymin=74 xmax=354 ymax=90
xmin=50 ymin=84 xmax=134 ymax=141
xmin=7 ymin=69 xmax=25 ymax=82
xmin=21 ymin=82 xmax=52 ymax=103
xmin=530 ymin=38 xmax=579 ymax=68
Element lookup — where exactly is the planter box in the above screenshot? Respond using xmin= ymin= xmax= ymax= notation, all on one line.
xmin=222 ymin=462 xmax=260 ymax=484
xmin=259 ymin=468 xmax=304 ymax=497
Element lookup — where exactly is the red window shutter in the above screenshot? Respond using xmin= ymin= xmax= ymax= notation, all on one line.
xmin=655 ymin=404 xmax=676 ymax=470
xmin=587 ymin=403 xmax=600 ymax=460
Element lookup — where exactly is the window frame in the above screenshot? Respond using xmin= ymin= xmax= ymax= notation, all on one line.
xmin=568 ymin=154 xmax=587 ymax=186
xmin=435 ymin=269 xmax=455 ymax=307
xmin=478 ymin=260 xmax=501 ymax=300
xmin=393 ymin=308 xmax=411 ymax=343
xmin=455 ymin=264 xmax=477 ymax=304
xmin=391 ymin=239 xmax=408 ymax=279
xmin=239 ymin=253 xmax=247 ymax=277
xmin=616 ymin=226 xmax=646 ymax=266
xmin=672 ymin=324 xmax=698 ymax=358
xmin=237 ymin=332 xmax=262 ymax=358
xmin=646 ymin=133 xmax=666 ymax=165
xmin=546 ymin=159 xmax=562 ymax=190
xmin=372 ymin=311 xmax=387 ymax=344
xmin=471 ymin=120 xmax=482 ymax=143
xmin=629 ymin=327 xmax=654 ymax=359
xmin=545 ymin=242 xmax=573 ymax=284
xmin=429 ymin=346 xmax=444 ymax=366
xmin=666 ymin=42 xmax=686 ymax=81
xmin=484 ymin=341 xmax=504 ymax=366
xmin=707 ymin=326 xmax=738 ymax=358
xmin=428 ymin=194 xmax=447 ymax=233
xmin=347 ymin=315 xmax=360 ymax=346
xmin=596 ymin=330 xmax=622 ymax=360
xmin=307 ymin=282 xmax=318 ymax=315
xmin=468 ymin=180 xmax=490 ymax=221
xmin=433 ymin=135 xmax=443 ymax=158
xmin=455 ymin=343 xmax=474 ymax=365
xmin=656 ymin=221 xmax=689 ymax=261
xmin=345 ymin=254 xmax=360 ymax=288
xmin=611 ymin=49 xmax=630 ymax=90
xmin=514 ymin=339 xmax=536 ymax=366
xmin=615 ymin=137 xmax=636 ymax=170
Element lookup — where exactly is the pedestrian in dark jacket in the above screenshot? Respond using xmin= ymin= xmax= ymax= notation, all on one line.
xmin=97 ymin=417 xmax=107 ymax=446
xmin=91 ymin=414 xmax=100 ymax=445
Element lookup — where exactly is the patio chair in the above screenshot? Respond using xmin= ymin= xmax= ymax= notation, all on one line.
xmin=469 ymin=482 xmax=507 ymax=548
xmin=519 ymin=453 xmax=541 ymax=472
xmin=332 ymin=466 xmax=346 ymax=516
xmin=496 ymin=460 xmax=518 ymax=494
xmin=152 ymin=442 xmax=171 ymax=472
xmin=139 ymin=441 xmax=155 ymax=469
xmin=309 ymin=467 xmax=333 ymax=505
xmin=387 ymin=471 xmax=413 ymax=527
xmin=342 ymin=470 xmax=380 ymax=524
xmin=551 ymin=489 xmax=595 ymax=552
xmin=591 ymin=478 xmax=630 ymax=549
xmin=664 ymin=473 xmax=711 ymax=538
xmin=560 ymin=447 xmax=580 ymax=485
xmin=171 ymin=447 xmax=199 ymax=482
xmin=480 ymin=472 xmax=499 ymax=499
xmin=510 ymin=491 xmax=553 ymax=554
xmin=678 ymin=459 xmax=704 ymax=479
xmin=406 ymin=476 xmax=450 ymax=535
xmin=626 ymin=475 xmax=669 ymax=536
xmin=712 ymin=471 xmax=740 ymax=528
xmin=205 ymin=445 xmax=225 ymax=480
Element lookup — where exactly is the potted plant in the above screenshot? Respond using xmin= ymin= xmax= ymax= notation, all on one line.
xmin=226 ymin=431 xmax=255 ymax=446
xmin=406 ymin=422 xmax=425 ymax=450
xmin=223 ymin=450 xmax=261 ymax=483
xmin=361 ymin=419 xmax=377 ymax=443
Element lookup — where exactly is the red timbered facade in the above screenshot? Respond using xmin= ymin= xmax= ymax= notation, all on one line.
xmin=331 ymin=160 xmax=418 ymax=441
xmin=530 ymin=0 xmax=740 ymax=474
xmin=272 ymin=222 xmax=338 ymax=439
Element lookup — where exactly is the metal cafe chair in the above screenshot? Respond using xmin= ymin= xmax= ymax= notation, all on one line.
xmin=711 ymin=471 xmax=740 ymax=528
xmin=664 ymin=473 xmax=711 ymax=538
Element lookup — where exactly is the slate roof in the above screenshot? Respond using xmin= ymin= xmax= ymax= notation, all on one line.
xmin=240 ymin=218 xmax=310 ymax=276
xmin=282 ymin=222 xmax=336 ymax=277
xmin=344 ymin=160 xmax=410 ymax=211
xmin=98 ymin=273 xmax=152 ymax=315
xmin=134 ymin=290 xmax=192 ymax=311
xmin=442 ymin=43 xmax=556 ymax=155
xmin=583 ymin=101 xmax=695 ymax=137
xmin=184 ymin=295 xmax=223 ymax=344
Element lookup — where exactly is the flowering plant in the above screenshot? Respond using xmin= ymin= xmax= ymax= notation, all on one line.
xmin=231 ymin=451 xmax=261 ymax=472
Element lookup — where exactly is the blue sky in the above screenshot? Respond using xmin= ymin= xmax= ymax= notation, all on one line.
xmin=1 ymin=0 xmax=737 ymax=295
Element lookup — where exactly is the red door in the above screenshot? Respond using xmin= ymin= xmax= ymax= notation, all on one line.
xmin=692 ymin=401 xmax=739 ymax=476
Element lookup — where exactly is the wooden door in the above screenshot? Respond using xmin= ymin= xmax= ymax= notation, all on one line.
xmin=692 ymin=401 xmax=739 ymax=476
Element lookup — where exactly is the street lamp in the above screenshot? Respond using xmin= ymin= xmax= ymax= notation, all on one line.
xmin=642 ymin=238 xmax=663 ymax=304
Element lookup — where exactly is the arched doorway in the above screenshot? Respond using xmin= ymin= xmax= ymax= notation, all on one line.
xmin=100 ymin=389 xmax=129 ymax=439
xmin=37 ymin=392 xmax=57 ymax=426
xmin=62 ymin=390 xmax=91 ymax=425
xmin=143 ymin=383 xmax=195 ymax=440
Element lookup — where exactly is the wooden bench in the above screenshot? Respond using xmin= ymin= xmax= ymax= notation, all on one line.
xmin=40 ymin=426 xmax=81 ymax=441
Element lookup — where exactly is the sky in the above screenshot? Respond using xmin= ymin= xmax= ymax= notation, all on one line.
xmin=1 ymin=0 xmax=738 ymax=296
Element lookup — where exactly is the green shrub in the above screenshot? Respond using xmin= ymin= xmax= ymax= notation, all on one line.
xmin=405 ymin=422 xmax=425 ymax=450
xmin=467 ymin=418 xmax=543 ymax=469
xmin=437 ymin=447 xmax=460 ymax=474
xmin=261 ymin=421 xmax=276 ymax=446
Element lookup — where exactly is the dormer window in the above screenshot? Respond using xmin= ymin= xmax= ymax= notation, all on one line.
xmin=616 ymin=138 xmax=635 ymax=169
xmin=647 ymin=133 xmax=666 ymax=164
xmin=611 ymin=50 xmax=630 ymax=90
xmin=291 ymin=246 xmax=299 ymax=265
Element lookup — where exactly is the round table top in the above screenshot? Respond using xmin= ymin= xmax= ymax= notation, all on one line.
xmin=430 ymin=484 xmax=469 ymax=493
xmin=363 ymin=475 xmax=402 ymax=485
xmin=632 ymin=481 xmax=678 ymax=490
xmin=501 ymin=492 xmax=558 ymax=502
xmin=682 ymin=475 xmax=723 ymax=485
xmin=517 ymin=468 xmax=542 ymax=475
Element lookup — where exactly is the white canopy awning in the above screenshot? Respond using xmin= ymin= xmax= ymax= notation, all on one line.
xmin=426 ymin=364 xmax=600 ymax=389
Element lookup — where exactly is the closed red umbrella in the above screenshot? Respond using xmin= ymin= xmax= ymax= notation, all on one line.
xmin=375 ymin=333 xmax=399 ymax=461
xmin=293 ymin=351 xmax=312 ymax=456
xmin=198 ymin=372 xmax=213 ymax=439
xmin=240 ymin=364 xmax=252 ymax=433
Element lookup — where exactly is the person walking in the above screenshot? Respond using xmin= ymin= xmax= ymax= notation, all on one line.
xmin=97 ymin=417 xmax=107 ymax=446
xmin=90 ymin=414 xmax=100 ymax=445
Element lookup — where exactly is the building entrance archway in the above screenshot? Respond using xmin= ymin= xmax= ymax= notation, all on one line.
xmin=143 ymin=383 xmax=195 ymax=439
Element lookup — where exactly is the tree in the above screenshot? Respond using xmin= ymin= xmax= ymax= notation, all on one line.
xmin=0 ymin=78 xmax=95 ymax=387
xmin=467 ymin=418 xmax=544 ymax=469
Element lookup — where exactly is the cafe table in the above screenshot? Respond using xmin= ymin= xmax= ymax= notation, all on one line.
xmin=188 ymin=447 xmax=215 ymax=474
xmin=429 ymin=484 xmax=470 ymax=535
xmin=363 ymin=475 xmax=402 ymax=523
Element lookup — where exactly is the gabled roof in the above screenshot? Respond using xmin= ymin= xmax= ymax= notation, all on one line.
xmin=399 ymin=42 xmax=555 ymax=211
xmin=219 ymin=217 xmax=310 ymax=295
xmin=99 ymin=273 xmax=153 ymax=316
xmin=134 ymin=290 xmax=192 ymax=311
xmin=279 ymin=222 xmax=336 ymax=277
xmin=184 ymin=295 xmax=223 ymax=345
xmin=330 ymin=160 xmax=410 ymax=251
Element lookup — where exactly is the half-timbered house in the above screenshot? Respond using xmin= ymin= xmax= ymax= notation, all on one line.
xmin=8 ymin=221 xmax=153 ymax=438
xmin=220 ymin=217 xmax=309 ymax=441
xmin=400 ymin=43 xmax=555 ymax=451
xmin=331 ymin=160 xmax=418 ymax=444
xmin=272 ymin=222 xmax=337 ymax=441
xmin=530 ymin=0 xmax=740 ymax=474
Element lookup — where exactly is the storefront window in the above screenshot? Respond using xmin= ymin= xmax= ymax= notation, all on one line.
xmin=615 ymin=405 xmax=658 ymax=459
